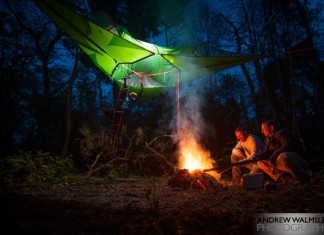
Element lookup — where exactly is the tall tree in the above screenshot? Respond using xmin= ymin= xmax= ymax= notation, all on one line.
xmin=61 ymin=49 xmax=81 ymax=157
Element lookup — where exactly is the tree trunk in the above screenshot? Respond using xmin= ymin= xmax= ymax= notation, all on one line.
xmin=61 ymin=50 xmax=81 ymax=157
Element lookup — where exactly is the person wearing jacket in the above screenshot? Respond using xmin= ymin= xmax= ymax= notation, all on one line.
xmin=254 ymin=120 xmax=310 ymax=185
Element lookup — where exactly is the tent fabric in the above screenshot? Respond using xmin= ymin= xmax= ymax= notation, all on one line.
xmin=32 ymin=0 xmax=265 ymax=100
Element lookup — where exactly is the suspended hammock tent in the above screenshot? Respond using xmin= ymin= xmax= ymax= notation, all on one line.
xmin=32 ymin=0 xmax=265 ymax=100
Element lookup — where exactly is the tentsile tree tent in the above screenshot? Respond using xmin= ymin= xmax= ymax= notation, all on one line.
xmin=32 ymin=0 xmax=265 ymax=101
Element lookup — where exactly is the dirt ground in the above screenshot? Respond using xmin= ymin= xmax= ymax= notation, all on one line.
xmin=1 ymin=175 xmax=324 ymax=235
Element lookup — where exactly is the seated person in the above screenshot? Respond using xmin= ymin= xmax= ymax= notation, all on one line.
xmin=254 ymin=120 xmax=310 ymax=185
xmin=231 ymin=127 xmax=265 ymax=184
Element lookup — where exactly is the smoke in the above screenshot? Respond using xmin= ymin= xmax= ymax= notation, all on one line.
xmin=166 ymin=78 xmax=215 ymax=170
xmin=177 ymin=87 xmax=207 ymax=143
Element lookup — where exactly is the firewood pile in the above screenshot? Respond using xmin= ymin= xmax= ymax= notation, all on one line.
xmin=168 ymin=168 xmax=225 ymax=190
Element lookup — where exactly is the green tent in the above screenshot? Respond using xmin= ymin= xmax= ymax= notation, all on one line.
xmin=33 ymin=0 xmax=264 ymax=100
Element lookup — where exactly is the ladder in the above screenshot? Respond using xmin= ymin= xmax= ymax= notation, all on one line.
xmin=105 ymin=87 xmax=128 ymax=153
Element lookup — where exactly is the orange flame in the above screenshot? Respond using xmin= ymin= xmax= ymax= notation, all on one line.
xmin=178 ymin=133 xmax=214 ymax=171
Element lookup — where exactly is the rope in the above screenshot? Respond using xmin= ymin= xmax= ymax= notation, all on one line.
xmin=175 ymin=69 xmax=180 ymax=137
xmin=285 ymin=46 xmax=322 ymax=55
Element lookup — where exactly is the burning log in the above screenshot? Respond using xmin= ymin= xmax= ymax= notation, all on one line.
xmin=168 ymin=168 xmax=225 ymax=190
xmin=203 ymin=159 xmax=265 ymax=189
xmin=203 ymin=158 xmax=257 ymax=174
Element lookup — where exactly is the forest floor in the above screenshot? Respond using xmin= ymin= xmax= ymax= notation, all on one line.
xmin=1 ymin=174 xmax=324 ymax=235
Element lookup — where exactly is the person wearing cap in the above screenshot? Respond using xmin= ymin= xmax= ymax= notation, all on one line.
xmin=231 ymin=127 xmax=265 ymax=185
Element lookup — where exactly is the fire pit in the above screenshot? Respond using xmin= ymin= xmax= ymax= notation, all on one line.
xmin=167 ymin=131 xmax=226 ymax=190
xmin=168 ymin=168 xmax=224 ymax=190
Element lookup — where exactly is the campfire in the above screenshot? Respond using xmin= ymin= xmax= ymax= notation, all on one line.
xmin=178 ymin=134 xmax=214 ymax=171
xmin=168 ymin=133 xmax=223 ymax=190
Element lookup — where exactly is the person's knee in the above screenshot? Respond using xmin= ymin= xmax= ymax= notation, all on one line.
xmin=232 ymin=148 xmax=244 ymax=157
xmin=231 ymin=154 xmax=240 ymax=163
xmin=277 ymin=154 xmax=288 ymax=164
xmin=231 ymin=148 xmax=244 ymax=163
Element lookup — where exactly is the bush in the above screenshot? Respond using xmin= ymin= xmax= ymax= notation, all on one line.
xmin=0 ymin=151 xmax=74 ymax=188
